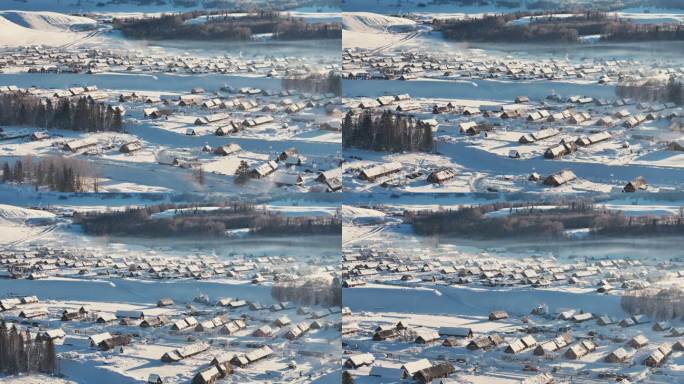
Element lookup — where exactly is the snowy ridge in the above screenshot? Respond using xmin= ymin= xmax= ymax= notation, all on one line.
xmin=342 ymin=12 xmax=416 ymax=33
xmin=0 ymin=204 xmax=55 ymax=223
xmin=0 ymin=11 xmax=95 ymax=32
xmin=0 ymin=11 xmax=96 ymax=47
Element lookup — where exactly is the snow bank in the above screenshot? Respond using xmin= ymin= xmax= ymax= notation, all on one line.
xmin=340 ymin=205 xmax=385 ymax=221
xmin=342 ymin=12 xmax=425 ymax=50
xmin=0 ymin=204 xmax=55 ymax=224
xmin=0 ymin=204 xmax=56 ymax=245
xmin=0 ymin=11 xmax=96 ymax=47
xmin=342 ymin=12 xmax=416 ymax=33
xmin=0 ymin=11 xmax=95 ymax=32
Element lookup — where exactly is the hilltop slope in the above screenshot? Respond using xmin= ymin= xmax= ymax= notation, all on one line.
xmin=0 ymin=10 xmax=96 ymax=47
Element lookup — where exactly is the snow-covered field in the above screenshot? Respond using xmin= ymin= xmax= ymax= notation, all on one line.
xmin=341 ymin=90 xmax=684 ymax=194
xmin=0 ymin=5 xmax=342 ymax=195
xmin=2 ymin=1 xmax=684 ymax=383
xmin=342 ymin=197 xmax=684 ymax=383
xmin=0 ymin=11 xmax=99 ymax=48
xmin=0 ymin=196 xmax=342 ymax=383
xmin=0 ymin=3 xmax=343 ymax=383
xmin=341 ymin=11 xmax=684 ymax=195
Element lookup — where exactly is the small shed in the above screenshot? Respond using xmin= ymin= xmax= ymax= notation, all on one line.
xmin=605 ymin=347 xmax=629 ymax=363
xmin=489 ymin=310 xmax=509 ymax=321
xmin=629 ymin=335 xmax=649 ymax=349
xmin=120 ymin=141 xmax=143 ymax=153
xmin=344 ymin=353 xmax=374 ymax=369
xmin=623 ymin=176 xmax=647 ymax=192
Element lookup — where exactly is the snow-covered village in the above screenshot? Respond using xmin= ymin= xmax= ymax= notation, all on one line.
xmin=0 ymin=0 xmax=342 ymax=383
xmin=341 ymin=194 xmax=684 ymax=384
xmin=340 ymin=3 xmax=684 ymax=195
xmin=1 ymin=0 xmax=684 ymax=383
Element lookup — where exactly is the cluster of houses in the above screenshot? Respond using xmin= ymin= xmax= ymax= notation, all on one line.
xmin=342 ymin=253 xmax=684 ymax=383
xmin=0 ymin=45 xmax=337 ymax=78
xmin=123 ymin=85 xmax=343 ymax=191
xmin=347 ymin=90 xmax=680 ymax=142
xmin=342 ymin=46 xmax=684 ymax=84
xmin=343 ymin=90 xmax=680 ymax=192
xmin=0 ymin=82 xmax=344 ymax=192
xmin=0 ymin=290 xmax=342 ymax=383
xmin=342 ymin=245 xmax=681 ymax=302
xmin=344 ymin=299 xmax=684 ymax=380
xmin=0 ymin=244 xmax=339 ymax=285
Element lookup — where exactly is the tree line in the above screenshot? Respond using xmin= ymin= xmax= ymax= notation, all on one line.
xmin=622 ymin=288 xmax=684 ymax=320
xmin=603 ymin=23 xmax=684 ymax=41
xmin=76 ymin=203 xmax=258 ymax=237
xmin=76 ymin=203 xmax=341 ymax=237
xmin=431 ymin=0 xmax=684 ymax=12
xmin=617 ymin=76 xmax=684 ymax=105
xmin=0 ymin=92 xmax=123 ymax=132
xmin=0 ymin=322 xmax=57 ymax=376
xmin=281 ymin=72 xmax=341 ymax=96
xmin=2 ymin=156 xmax=98 ymax=193
xmin=407 ymin=201 xmax=684 ymax=239
xmin=593 ymin=214 xmax=684 ymax=237
xmin=433 ymin=12 xmax=609 ymax=43
xmin=273 ymin=19 xmax=341 ymax=40
xmin=342 ymin=109 xmax=434 ymax=152
xmin=271 ymin=277 xmax=341 ymax=307
xmin=252 ymin=214 xmax=341 ymax=236
xmin=113 ymin=10 xmax=340 ymax=41
xmin=434 ymin=11 xmax=684 ymax=43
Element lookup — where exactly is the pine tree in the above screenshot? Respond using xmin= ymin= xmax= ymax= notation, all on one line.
xmin=44 ymin=338 xmax=57 ymax=374
xmin=1 ymin=162 xmax=10 ymax=182
xmin=44 ymin=98 xmax=54 ymax=128
xmin=60 ymin=164 xmax=70 ymax=192
xmin=35 ymin=102 xmax=47 ymax=128
xmin=234 ymin=160 xmax=250 ymax=184
xmin=105 ymin=105 xmax=114 ymax=132
xmin=13 ymin=160 xmax=24 ymax=183
xmin=342 ymin=369 xmax=355 ymax=384
xmin=17 ymin=104 xmax=28 ymax=125
xmin=0 ymin=322 xmax=8 ymax=372
xmin=112 ymin=108 xmax=123 ymax=131
xmin=75 ymin=97 xmax=89 ymax=131
xmin=47 ymin=162 xmax=56 ymax=191
xmin=341 ymin=110 xmax=354 ymax=147
xmin=195 ymin=166 xmax=206 ymax=186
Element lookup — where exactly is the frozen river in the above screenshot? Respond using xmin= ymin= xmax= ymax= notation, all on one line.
xmin=473 ymin=40 xmax=684 ymax=65
xmin=0 ymin=72 xmax=283 ymax=93
xmin=453 ymin=236 xmax=684 ymax=263
xmin=343 ymin=78 xmax=616 ymax=102
xmin=109 ymin=234 xmax=341 ymax=260
xmin=345 ymin=283 xmax=625 ymax=317
xmin=0 ymin=277 xmax=272 ymax=305
xmin=146 ymin=38 xmax=340 ymax=60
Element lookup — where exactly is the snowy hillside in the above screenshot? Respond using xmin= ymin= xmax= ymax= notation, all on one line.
xmin=0 ymin=203 xmax=55 ymax=223
xmin=342 ymin=12 xmax=427 ymax=50
xmin=342 ymin=12 xmax=416 ymax=33
xmin=0 ymin=11 xmax=97 ymax=47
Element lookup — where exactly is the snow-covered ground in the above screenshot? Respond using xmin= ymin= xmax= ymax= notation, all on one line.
xmin=0 ymin=8 xmax=342 ymax=195
xmin=342 ymin=90 xmax=684 ymax=194
xmin=0 ymin=197 xmax=341 ymax=383
xmin=342 ymin=197 xmax=684 ymax=383
xmin=0 ymin=11 xmax=99 ymax=48
xmin=339 ymin=9 xmax=684 ymax=196
xmin=0 ymin=3 xmax=343 ymax=381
